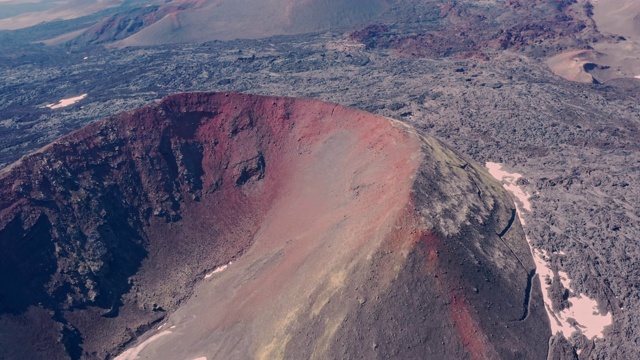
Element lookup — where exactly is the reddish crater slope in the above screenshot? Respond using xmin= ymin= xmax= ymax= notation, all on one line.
xmin=0 ymin=92 xmax=550 ymax=359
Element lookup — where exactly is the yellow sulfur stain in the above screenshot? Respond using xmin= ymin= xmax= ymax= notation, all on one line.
xmin=310 ymin=270 xmax=347 ymax=317
xmin=256 ymin=306 xmax=300 ymax=360
xmin=310 ymin=316 xmax=344 ymax=360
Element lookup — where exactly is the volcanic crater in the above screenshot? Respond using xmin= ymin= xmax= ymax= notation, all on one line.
xmin=0 ymin=92 xmax=550 ymax=359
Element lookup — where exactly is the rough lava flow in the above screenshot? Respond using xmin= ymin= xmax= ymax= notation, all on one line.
xmin=486 ymin=162 xmax=612 ymax=342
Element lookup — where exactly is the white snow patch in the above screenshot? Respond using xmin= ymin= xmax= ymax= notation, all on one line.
xmin=114 ymin=330 xmax=172 ymax=360
xmin=634 ymin=75 xmax=640 ymax=79
xmin=485 ymin=162 xmax=531 ymax=212
xmin=558 ymin=294 xmax=613 ymax=339
xmin=46 ymin=94 xmax=87 ymax=109
xmin=486 ymin=162 xmax=612 ymax=340
xmin=191 ymin=358 xmax=207 ymax=360
xmin=204 ymin=261 xmax=232 ymax=279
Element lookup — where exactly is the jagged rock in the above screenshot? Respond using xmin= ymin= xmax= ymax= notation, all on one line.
xmin=550 ymin=273 xmax=571 ymax=312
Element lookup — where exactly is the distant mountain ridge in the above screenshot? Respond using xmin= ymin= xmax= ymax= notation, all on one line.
xmin=5 ymin=0 xmax=640 ymax=82
xmin=27 ymin=0 xmax=392 ymax=47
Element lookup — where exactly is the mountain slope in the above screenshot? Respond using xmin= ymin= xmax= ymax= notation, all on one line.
xmin=0 ymin=92 xmax=550 ymax=359
xmin=39 ymin=0 xmax=392 ymax=48
xmin=118 ymin=0 xmax=390 ymax=46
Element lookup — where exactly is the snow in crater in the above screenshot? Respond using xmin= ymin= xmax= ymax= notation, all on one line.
xmin=486 ymin=162 xmax=612 ymax=340
xmin=114 ymin=330 xmax=172 ymax=360
xmin=204 ymin=261 xmax=232 ymax=279
xmin=46 ymin=94 xmax=87 ymax=109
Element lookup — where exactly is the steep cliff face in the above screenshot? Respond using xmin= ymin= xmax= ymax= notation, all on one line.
xmin=0 ymin=92 xmax=550 ymax=359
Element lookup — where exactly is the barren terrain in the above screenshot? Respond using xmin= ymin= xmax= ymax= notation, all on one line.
xmin=0 ymin=0 xmax=639 ymax=359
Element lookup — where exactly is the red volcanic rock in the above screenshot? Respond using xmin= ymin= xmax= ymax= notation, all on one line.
xmin=0 ymin=92 xmax=550 ymax=359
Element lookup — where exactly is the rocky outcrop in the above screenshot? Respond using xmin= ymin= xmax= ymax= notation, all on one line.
xmin=0 ymin=92 xmax=550 ymax=359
